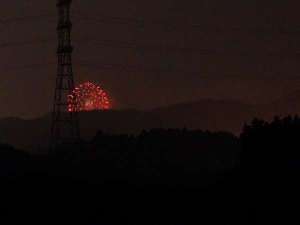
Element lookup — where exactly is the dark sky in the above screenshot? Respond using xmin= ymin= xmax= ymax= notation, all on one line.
xmin=1 ymin=0 xmax=300 ymax=118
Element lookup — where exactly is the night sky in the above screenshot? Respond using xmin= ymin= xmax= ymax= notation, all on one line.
xmin=1 ymin=0 xmax=300 ymax=118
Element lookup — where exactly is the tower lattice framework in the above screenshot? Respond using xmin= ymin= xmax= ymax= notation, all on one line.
xmin=51 ymin=0 xmax=80 ymax=150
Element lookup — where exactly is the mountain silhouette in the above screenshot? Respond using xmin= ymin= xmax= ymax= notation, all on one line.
xmin=152 ymin=99 xmax=259 ymax=132
xmin=1 ymin=95 xmax=299 ymax=153
xmin=262 ymin=90 xmax=300 ymax=118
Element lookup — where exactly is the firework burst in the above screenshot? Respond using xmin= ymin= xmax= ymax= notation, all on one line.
xmin=68 ymin=82 xmax=111 ymax=112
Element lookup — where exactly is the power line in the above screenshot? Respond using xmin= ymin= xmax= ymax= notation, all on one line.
xmin=1 ymin=38 xmax=300 ymax=59
xmin=75 ymin=13 xmax=300 ymax=35
xmin=2 ymin=60 xmax=300 ymax=81
xmin=0 ymin=39 xmax=55 ymax=48
xmin=0 ymin=12 xmax=300 ymax=72
xmin=2 ymin=12 xmax=300 ymax=36
xmin=77 ymin=39 xmax=300 ymax=56
xmin=0 ymin=62 xmax=56 ymax=71
xmin=0 ymin=13 xmax=55 ymax=25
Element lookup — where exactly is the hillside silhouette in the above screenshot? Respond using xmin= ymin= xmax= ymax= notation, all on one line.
xmin=2 ymin=96 xmax=300 ymax=152
xmin=240 ymin=116 xmax=300 ymax=223
xmin=0 ymin=99 xmax=259 ymax=152
xmin=1 ymin=116 xmax=300 ymax=224
xmin=0 ymin=128 xmax=242 ymax=224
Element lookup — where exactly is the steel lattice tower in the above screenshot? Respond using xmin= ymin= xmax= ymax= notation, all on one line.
xmin=50 ymin=0 xmax=80 ymax=150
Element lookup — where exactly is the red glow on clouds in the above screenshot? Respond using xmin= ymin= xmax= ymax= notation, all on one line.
xmin=68 ymin=81 xmax=111 ymax=112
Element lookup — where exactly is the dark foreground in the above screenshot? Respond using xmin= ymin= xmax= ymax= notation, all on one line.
xmin=1 ymin=117 xmax=300 ymax=224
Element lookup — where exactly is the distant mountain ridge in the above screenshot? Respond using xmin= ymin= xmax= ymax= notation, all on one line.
xmin=0 ymin=97 xmax=298 ymax=153
xmin=261 ymin=90 xmax=300 ymax=118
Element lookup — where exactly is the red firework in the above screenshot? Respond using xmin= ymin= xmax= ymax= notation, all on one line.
xmin=68 ymin=82 xmax=111 ymax=112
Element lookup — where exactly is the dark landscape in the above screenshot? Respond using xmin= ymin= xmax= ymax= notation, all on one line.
xmin=1 ymin=0 xmax=300 ymax=224
xmin=1 ymin=116 xmax=300 ymax=224
xmin=1 ymin=94 xmax=299 ymax=153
